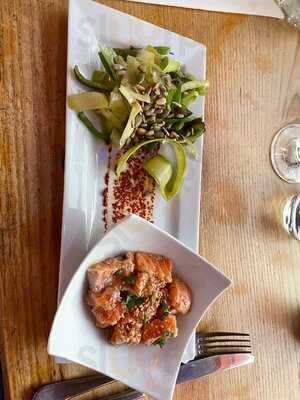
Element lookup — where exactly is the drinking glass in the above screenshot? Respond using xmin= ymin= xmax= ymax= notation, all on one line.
xmin=271 ymin=123 xmax=300 ymax=183
xmin=275 ymin=0 xmax=300 ymax=29
xmin=281 ymin=193 xmax=300 ymax=240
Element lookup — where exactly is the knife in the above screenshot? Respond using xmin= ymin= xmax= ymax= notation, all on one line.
xmin=33 ymin=353 xmax=254 ymax=400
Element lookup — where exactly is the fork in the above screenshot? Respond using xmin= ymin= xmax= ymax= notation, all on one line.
xmin=33 ymin=332 xmax=252 ymax=400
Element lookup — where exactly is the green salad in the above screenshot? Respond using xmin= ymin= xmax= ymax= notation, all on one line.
xmin=68 ymin=45 xmax=208 ymax=201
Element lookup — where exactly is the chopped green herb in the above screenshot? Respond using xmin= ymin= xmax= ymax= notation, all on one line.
xmin=124 ymin=274 xmax=136 ymax=285
xmin=123 ymin=293 xmax=144 ymax=310
xmin=115 ymin=269 xmax=124 ymax=276
xmin=153 ymin=337 xmax=166 ymax=348
xmin=153 ymin=330 xmax=173 ymax=348
xmin=160 ymin=301 xmax=170 ymax=320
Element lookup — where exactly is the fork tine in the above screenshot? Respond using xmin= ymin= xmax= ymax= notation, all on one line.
xmin=196 ymin=332 xmax=252 ymax=358
xmin=201 ymin=332 xmax=250 ymax=337
xmin=203 ymin=344 xmax=251 ymax=349
xmin=201 ymin=350 xmax=252 ymax=357
xmin=202 ymin=338 xmax=251 ymax=344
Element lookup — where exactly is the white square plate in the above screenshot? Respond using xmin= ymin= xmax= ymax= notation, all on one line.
xmin=60 ymin=0 xmax=206 ymax=363
xmin=49 ymin=214 xmax=231 ymax=400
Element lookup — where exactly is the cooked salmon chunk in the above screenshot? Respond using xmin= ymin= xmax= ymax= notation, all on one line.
xmin=87 ymin=286 xmax=121 ymax=310
xmin=168 ymin=279 xmax=192 ymax=314
xmin=92 ymin=302 xmax=125 ymax=328
xmin=132 ymin=272 xmax=149 ymax=296
xmin=142 ymin=315 xmax=178 ymax=345
xmin=110 ymin=314 xmax=143 ymax=345
xmin=87 ymin=252 xmax=135 ymax=292
xmin=135 ymin=252 xmax=173 ymax=284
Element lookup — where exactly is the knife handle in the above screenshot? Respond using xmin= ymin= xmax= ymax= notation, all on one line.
xmin=99 ymin=389 xmax=145 ymax=400
xmin=32 ymin=374 xmax=115 ymax=399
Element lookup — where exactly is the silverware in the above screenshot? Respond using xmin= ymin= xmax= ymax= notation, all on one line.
xmin=33 ymin=332 xmax=253 ymax=400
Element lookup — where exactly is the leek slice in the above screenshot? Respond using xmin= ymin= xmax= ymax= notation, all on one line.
xmin=116 ymin=139 xmax=186 ymax=201
xmin=181 ymin=80 xmax=209 ymax=94
xmin=119 ymin=85 xmax=151 ymax=105
xmin=160 ymin=57 xmax=181 ymax=73
xmin=119 ymin=102 xmax=142 ymax=148
xmin=68 ymin=92 xmax=108 ymax=112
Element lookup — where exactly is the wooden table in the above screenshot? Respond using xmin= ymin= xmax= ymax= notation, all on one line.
xmin=1 ymin=1 xmax=300 ymax=399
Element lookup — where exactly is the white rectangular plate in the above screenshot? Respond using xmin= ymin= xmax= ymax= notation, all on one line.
xmin=58 ymin=0 xmax=206 ymax=363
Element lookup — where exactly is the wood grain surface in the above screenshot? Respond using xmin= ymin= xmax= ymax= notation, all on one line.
xmin=0 ymin=1 xmax=299 ymax=399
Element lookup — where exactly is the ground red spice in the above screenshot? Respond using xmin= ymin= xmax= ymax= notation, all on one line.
xmin=102 ymin=147 xmax=155 ymax=231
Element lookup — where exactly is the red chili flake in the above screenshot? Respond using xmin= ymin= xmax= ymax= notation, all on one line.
xmin=102 ymin=147 xmax=156 ymax=231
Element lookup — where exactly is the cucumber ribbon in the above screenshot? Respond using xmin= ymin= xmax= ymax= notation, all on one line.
xmin=116 ymin=139 xmax=186 ymax=201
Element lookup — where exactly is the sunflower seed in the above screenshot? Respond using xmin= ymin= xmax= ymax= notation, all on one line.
xmin=117 ymin=70 xmax=126 ymax=76
xmin=145 ymin=130 xmax=155 ymax=137
xmin=138 ymin=64 xmax=147 ymax=73
xmin=156 ymin=97 xmax=167 ymax=106
xmin=147 ymin=116 xmax=156 ymax=124
xmin=167 ymin=113 xmax=175 ymax=118
xmin=135 ymin=83 xmax=145 ymax=93
xmin=172 ymin=101 xmax=182 ymax=109
xmin=176 ymin=113 xmax=185 ymax=118
xmin=137 ymin=128 xmax=147 ymax=136
xmin=160 ymin=110 xmax=170 ymax=118
xmin=136 ymin=73 xmax=145 ymax=85
xmin=143 ymin=104 xmax=151 ymax=111
xmin=162 ymin=127 xmax=169 ymax=136
xmin=113 ymin=63 xmax=125 ymax=70
xmin=145 ymin=108 xmax=155 ymax=116
xmin=160 ymin=86 xmax=167 ymax=94
xmin=163 ymin=75 xmax=172 ymax=88
xmin=135 ymin=114 xmax=143 ymax=128
xmin=153 ymin=83 xmax=160 ymax=91
xmin=115 ymin=56 xmax=126 ymax=66
xmin=153 ymin=125 xmax=161 ymax=132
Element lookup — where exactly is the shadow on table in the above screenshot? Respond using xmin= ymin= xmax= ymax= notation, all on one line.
xmin=0 ymin=366 xmax=4 ymax=400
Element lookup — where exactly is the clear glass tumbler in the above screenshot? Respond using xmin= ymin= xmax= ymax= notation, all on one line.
xmin=275 ymin=0 xmax=300 ymax=29
xmin=281 ymin=193 xmax=300 ymax=240
xmin=271 ymin=123 xmax=300 ymax=183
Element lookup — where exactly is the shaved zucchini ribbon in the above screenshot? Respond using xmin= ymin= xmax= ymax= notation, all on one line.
xmin=116 ymin=139 xmax=186 ymax=201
